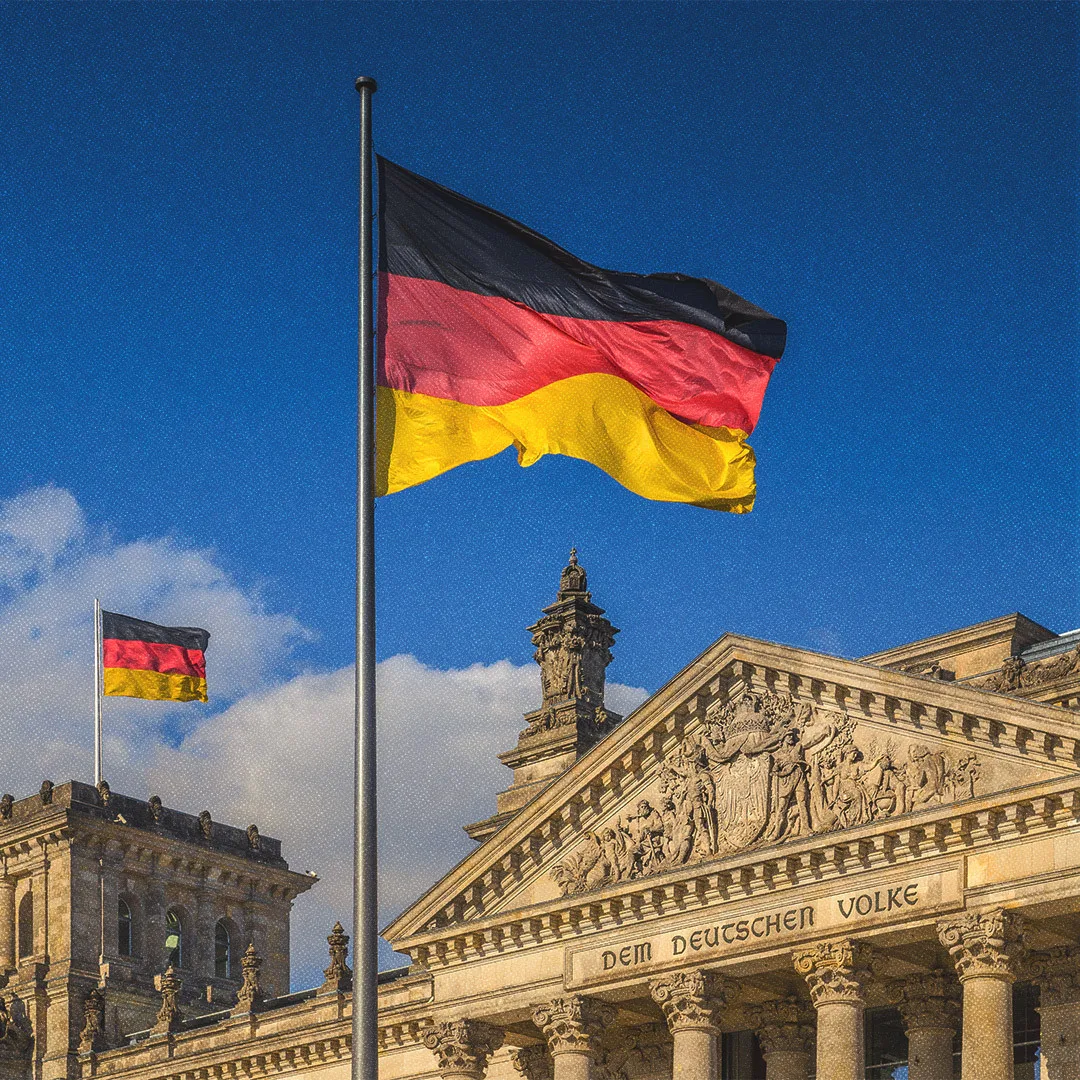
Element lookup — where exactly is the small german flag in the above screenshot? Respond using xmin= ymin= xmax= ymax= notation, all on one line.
xmin=102 ymin=611 xmax=209 ymax=703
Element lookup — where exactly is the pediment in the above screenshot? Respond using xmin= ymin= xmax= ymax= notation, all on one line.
xmin=384 ymin=633 xmax=1080 ymax=951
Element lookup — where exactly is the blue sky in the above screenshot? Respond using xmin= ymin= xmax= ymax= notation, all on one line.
xmin=0 ymin=2 xmax=1077 ymax=978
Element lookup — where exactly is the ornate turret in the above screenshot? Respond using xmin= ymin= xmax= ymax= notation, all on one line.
xmin=464 ymin=551 xmax=624 ymax=842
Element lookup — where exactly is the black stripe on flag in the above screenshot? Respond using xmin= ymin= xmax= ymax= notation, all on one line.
xmin=101 ymin=611 xmax=210 ymax=652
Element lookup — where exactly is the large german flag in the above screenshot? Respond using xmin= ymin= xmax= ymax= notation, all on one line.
xmin=376 ymin=158 xmax=786 ymax=512
xmin=102 ymin=611 xmax=209 ymax=703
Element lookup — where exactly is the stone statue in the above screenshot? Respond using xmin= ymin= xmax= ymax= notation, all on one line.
xmin=148 ymin=795 xmax=164 ymax=823
xmin=246 ymin=824 xmax=261 ymax=851
xmin=96 ymin=781 xmax=111 ymax=807
xmin=552 ymin=689 xmax=984 ymax=895
xmin=39 ymin=781 xmax=53 ymax=805
xmin=198 ymin=810 xmax=213 ymax=840
xmin=78 ymin=987 xmax=107 ymax=1054
xmin=0 ymin=795 xmax=13 ymax=821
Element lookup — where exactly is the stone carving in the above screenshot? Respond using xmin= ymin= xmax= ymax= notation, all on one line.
xmin=422 ymin=1020 xmax=504 ymax=1079
xmin=649 ymin=970 xmax=733 ymax=1033
xmin=152 ymin=966 xmax=183 ymax=1034
xmin=148 ymin=795 xmax=163 ymax=823
xmin=532 ymin=996 xmax=615 ymax=1055
xmin=78 ymin=987 xmax=107 ymax=1054
xmin=937 ymin=909 xmax=1024 ymax=981
xmin=39 ymin=781 xmax=53 ymax=806
xmin=0 ymin=997 xmax=31 ymax=1053
xmin=198 ymin=810 xmax=213 ymax=840
xmin=96 ymin=781 xmax=111 ymax=807
xmin=0 ymin=796 xmax=12 ymax=821
xmin=1031 ymin=946 xmax=1080 ymax=1007
xmin=969 ymin=645 xmax=1080 ymax=694
xmin=320 ymin=922 xmax=352 ymax=993
xmin=509 ymin=1046 xmax=552 ymax=1080
xmin=591 ymin=1025 xmax=670 ymax=1080
xmin=552 ymin=690 xmax=982 ymax=894
xmin=894 ymin=971 xmax=959 ymax=1031
xmin=752 ymin=996 xmax=815 ymax=1056
xmin=793 ymin=940 xmax=872 ymax=1006
xmin=523 ymin=552 xmax=620 ymax=741
xmin=232 ymin=944 xmax=265 ymax=1014
xmin=246 ymin=824 xmax=261 ymax=851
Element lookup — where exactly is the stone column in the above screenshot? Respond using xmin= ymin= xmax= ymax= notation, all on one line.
xmin=650 ymin=970 xmax=733 ymax=1080
xmin=0 ymin=877 xmax=15 ymax=972
xmin=938 ymin=909 xmax=1024 ymax=1080
xmin=793 ymin=939 xmax=871 ymax=1080
xmin=752 ymin=996 xmax=814 ymax=1080
xmin=896 ymin=972 xmax=959 ymax=1080
xmin=533 ymin=996 xmax=615 ymax=1080
xmin=422 ymin=1020 xmax=505 ymax=1080
xmin=1033 ymin=946 xmax=1080 ymax=1080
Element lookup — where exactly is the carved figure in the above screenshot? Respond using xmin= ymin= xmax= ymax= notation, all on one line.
xmin=96 ymin=781 xmax=111 ymax=807
xmin=551 ymin=689 xmax=984 ymax=895
xmin=39 ymin=781 xmax=53 ymax=805
xmin=78 ymin=987 xmax=107 ymax=1054
xmin=197 ymin=810 xmax=213 ymax=840
xmin=246 ymin=824 xmax=261 ymax=851
xmin=148 ymin=795 xmax=164 ymax=823
xmin=0 ymin=795 xmax=13 ymax=820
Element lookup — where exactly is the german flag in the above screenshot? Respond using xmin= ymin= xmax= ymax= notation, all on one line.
xmin=102 ymin=611 xmax=209 ymax=703
xmin=376 ymin=158 xmax=786 ymax=512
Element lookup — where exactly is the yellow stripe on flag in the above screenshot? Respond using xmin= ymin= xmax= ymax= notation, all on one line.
xmin=103 ymin=668 xmax=208 ymax=703
xmin=375 ymin=373 xmax=757 ymax=511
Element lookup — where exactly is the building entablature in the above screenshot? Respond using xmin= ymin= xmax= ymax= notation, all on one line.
xmin=385 ymin=634 xmax=1080 ymax=956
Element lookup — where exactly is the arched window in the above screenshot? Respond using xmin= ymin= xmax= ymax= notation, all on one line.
xmin=117 ymin=899 xmax=133 ymax=957
xmin=214 ymin=920 xmax=231 ymax=979
xmin=164 ymin=909 xmax=183 ymax=969
xmin=17 ymin=892 xmax=33 ymax=961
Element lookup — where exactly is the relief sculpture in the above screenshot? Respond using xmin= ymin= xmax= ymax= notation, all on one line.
xmin=552 ymin=690 xmax=981 ymax=895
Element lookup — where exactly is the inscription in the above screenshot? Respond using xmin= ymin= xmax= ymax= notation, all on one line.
xmin=566 ymin=868 xmax=960 ymax=988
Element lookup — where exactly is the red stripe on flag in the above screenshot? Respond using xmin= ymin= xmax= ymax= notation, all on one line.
xmin=378 ymin=273 xmax=777 ymax=433
xmin=103 ymin=638 xmax=206 ymax=679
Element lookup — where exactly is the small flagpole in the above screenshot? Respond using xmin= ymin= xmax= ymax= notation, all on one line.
xmin=353 ymin=75 xmax=378 ymax=1080
xmin=93 ymin=598 xmax=103 ymax=786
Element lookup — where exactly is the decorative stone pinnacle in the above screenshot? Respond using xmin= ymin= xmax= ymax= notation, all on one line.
xmin=937 ymin=909 xmax=1025 ymax=982
xmin=751 ymin=996 xmax=815 ymax=1057
xmin=321 ymin=921 xmax=353 ymax=993
xmin=532 ymin=996 xmax=615 ymax=1056
xmin=895 ymin=972 xmax=960 ymax=1032
xmin=152 ymin=966 xmax=183 ymax=1034
xmin=649 ymin=969 xmax=734 ymax=1033
xmin=232 ymin=943 xmax=265 ymax=1015
xmin=508 ymin=1045 xmax=553 ymax=1080
xmin=78 ymin=986 xmax=107 ymax=1055
xmin=793 ymin=940 xmax=873 ymax=1007
xmin=422 ymin=1020 xmax=504 ymax=1079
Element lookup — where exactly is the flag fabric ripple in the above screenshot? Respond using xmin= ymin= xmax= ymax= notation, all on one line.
xmin=102 ymin=611 xmax=209 ymax=703
xmin=376 ymin=158 xmax=786 ymax=512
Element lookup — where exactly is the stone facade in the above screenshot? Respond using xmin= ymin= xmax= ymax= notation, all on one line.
xmin=11 ymin=556 xmax=1080 ymax=1080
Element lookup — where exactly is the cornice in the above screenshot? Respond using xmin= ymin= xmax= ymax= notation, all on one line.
xmin=384 ymin=633 xmax=1080 ymax=944
xmin=859 ymin=614 xmax=1055 ymax=667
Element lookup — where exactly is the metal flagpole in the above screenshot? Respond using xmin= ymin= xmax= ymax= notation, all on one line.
xmin=353 ymin=74 xmax=378 ymax=1080
xmin=93 ymin=597 xmax=103 ymax=786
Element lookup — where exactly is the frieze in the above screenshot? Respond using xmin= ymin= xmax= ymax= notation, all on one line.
xmin=966 ymin=646 xmax=1080 ymax=695
xmin=552 ymin=690 xmax=981 ymax=895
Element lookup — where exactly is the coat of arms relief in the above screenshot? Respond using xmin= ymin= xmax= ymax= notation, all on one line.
xmin=551 ymin=690 xmax=982 ymax=895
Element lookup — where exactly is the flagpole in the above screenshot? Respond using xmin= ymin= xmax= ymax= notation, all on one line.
xmin=353 ymin=74 xmax=378 ymax=1080
xmin=93 ymin=598 xmax=103 ymax=785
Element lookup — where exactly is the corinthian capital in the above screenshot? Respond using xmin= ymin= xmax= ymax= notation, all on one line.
xmin=895 ymin=972 xmax=960 ymax=1033
xmin=509 ymin=1046 xmax=553 ymax=1080
xmin=1031 ymin=946 xmax=1080 ymax=1008
xmin=793 ymin=940 xmax=872 ymax=1007
xmin=649 ymin=970 xmax=734 ymax=1034
xmin=422 ymin=1020 xmax=505 ymax=1079
xmin=751 ymin=996 xmax=815 ymax=1056
xmin=937 ymin=909 xmax=1025 ymax=982
xmin=532 ymin=997 xmax=615 ymax=1056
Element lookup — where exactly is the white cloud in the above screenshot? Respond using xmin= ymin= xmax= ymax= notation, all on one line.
xmin=0 ymin=486 xmax=649 ymax=989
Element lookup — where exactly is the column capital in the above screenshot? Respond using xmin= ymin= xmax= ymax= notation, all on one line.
xmin=509 ymin=1045 xmax=553 ymax=1080
xmin=751 ymin=995 xmax=815 ymax=1055
xmin=793 ymin=939 xmax=872 ymax=1007
xmin=422 ymin=1020 xmax=505 ymax=1080
xmin=532 ymin=996 xmax=615 ymax=1056
xmin=1031 ymin=945 xmax=1080 ymax=1008
xmin=937 ymin=909 xmax=1025 ymax=983
xmin=895 ymin=971 xmax=960 ymax=1033
xmin=649 ymin=969 xmax=734 ymax=1034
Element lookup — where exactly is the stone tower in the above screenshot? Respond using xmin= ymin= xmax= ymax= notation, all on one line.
xmin=465 ymin=551 xmax=623 ymax=841
xmin=0 ymin=781 xmax=314 ymax=1080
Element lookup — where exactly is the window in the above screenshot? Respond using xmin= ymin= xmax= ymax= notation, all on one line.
xmin=164 ymin=909 xmax=183 ymax=969
xmin=214 ymin=920 xmax=231 ymax=979
xmin=17 ymin=892 xmax=32 ymax=961
xmin=117 ymin=899 xmax=133 ymax=957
